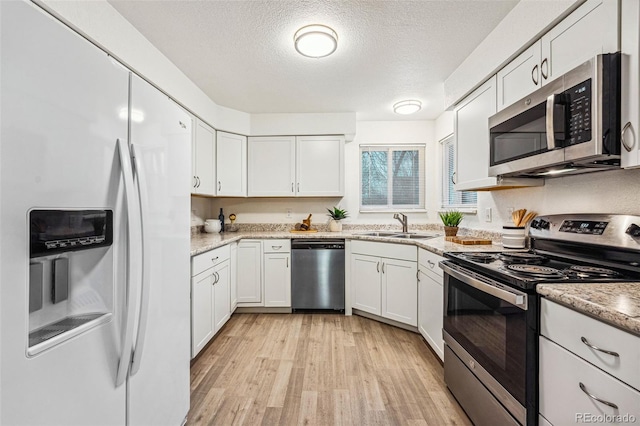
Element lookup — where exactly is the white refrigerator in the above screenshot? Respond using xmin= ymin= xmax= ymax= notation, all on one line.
xmin=1 ymin=1 xmax=191 ymax=424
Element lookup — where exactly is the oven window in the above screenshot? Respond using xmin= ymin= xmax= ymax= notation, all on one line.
xmin=490 ymin=102 xmax=547 ymax=166
xmin=444 ymin=274 xmax=526 ymax=405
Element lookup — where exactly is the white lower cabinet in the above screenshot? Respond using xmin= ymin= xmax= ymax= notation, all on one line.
xmin=539 ymin=299 xmax=640 ymax=425
xmin=190 ymin=245 xmax=231 ymax=358
xmin=191 ymin=267 xmax=214 ymax=357
xmin=213 ymin=259 xmax=231 ymax=332
xmin=417 ymin=248 xmax=444 ymax=361
xmin=352 ymin=254 xmax=382 ymax=315
xmin=263 ymin=240 xmax=291 ymax=307
xmin=350 ymin=241 xmax=417 ymax=327
xmin=230 ymin=241 xmax=238 ymax=311
xmin=237 ymin=240 xmax=263 ymax=304
xmin=237 ymin=239 xmax=292 ymax=308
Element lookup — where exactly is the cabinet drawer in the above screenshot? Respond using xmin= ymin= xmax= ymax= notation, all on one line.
xmin=262 ymin=239 xmax=291 ymax=253
xmin=418 ymin=248 xmax=444 ymax=279
xmin=540 ymin=299 xmax=640 ymax=390
xmin=191 ymin=244 xmax=231 ymax=276
xmin=351 ymin=240 xmax=416 ymax=261
xmin=540 ymin=337 xmax=640 ymax=426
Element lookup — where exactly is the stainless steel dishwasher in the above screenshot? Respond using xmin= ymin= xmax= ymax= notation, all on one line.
xmin=291 ymin=239 xmax=345 ymax=311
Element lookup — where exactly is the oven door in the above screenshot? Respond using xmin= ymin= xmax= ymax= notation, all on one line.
xmin=441 ymin=261 xmax=529 ymax=424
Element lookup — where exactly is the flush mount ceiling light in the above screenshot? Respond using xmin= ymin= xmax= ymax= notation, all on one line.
xmin=294 ymin=24 xmax=338 ymax=58
xmin=393 ymin=100 xmax=422 ymax=115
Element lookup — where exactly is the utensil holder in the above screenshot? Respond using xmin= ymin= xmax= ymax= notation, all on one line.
xmin=503 ymin=226 xmax=525 ymax=248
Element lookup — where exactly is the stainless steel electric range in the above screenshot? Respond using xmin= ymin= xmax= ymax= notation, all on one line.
xmin=440 ymin=214 xmax=640 ymax=426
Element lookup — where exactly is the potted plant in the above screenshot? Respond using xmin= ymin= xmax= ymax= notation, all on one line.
xmin=439 ymin=210 xmax=463 ymax=237
xmin=326 ymin=207 xmax=349 ymax=232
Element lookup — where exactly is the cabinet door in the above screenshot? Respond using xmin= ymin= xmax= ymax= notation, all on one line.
xmin=621 ymin=0 xmax=640 ymax=168
xmin=216 ymin=131 xmax=247 ymax=196
xmin=248 ymin=136 xmax=296 ymax=196
xmin=381 ymin=258 xmax=417 ymax=326
xmin=213 ymin=259 xmax=231 ymax=332
xmin=351 ymin=254 xmax=381 ymax=315
xmin=540 ymin=0 xmax=619 ymax=85
xmin=191 ymin=269 xmax=214 ymax=357
xmin=193 ymin=120 xmax=216 ymax=196
xmin=496 ymin=42 xmax=541 ymax=111
xmin=230 ymin=242 xmax=238 ymax=311
xmin=454 ymin=76 xmax=497 ymax=191
xmin=296 ymin=136 xmax=344 ymax=196
xmin=237 ymin=240 xmax=262 ymax=304
xmin=418 ymin=271 xmax=444 ymax=361
xmin=264 ymin=253 xmax=291 ymax=307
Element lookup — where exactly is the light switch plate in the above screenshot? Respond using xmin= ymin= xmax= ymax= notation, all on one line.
xmin=485 ymin=207 xmax=492 ymax=222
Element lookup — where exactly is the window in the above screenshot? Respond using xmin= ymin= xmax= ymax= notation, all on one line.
xmin=441 ymin=136 xmax=477 ymax=208
xmin=360 ymin=145 xmax=425 ymax=211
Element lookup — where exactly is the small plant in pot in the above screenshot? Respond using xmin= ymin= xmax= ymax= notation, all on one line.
xmin=327 ymin=207 xmax=349 ymax=232
xmin=439 ymin=210 xmax=464 ymax=237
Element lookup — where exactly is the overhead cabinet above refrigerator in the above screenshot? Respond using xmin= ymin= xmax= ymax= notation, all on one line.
xmin=1 ymin=2 xmax=190 ymax=424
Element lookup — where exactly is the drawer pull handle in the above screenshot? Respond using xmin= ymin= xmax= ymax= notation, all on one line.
xmin=272 ymin=245 xmax=282 ymax=250
xmin=211 ymin=256 xmax=219 ymax=263
xmin=427 ymin=260 xmax=435 ymax=268
xmin=579 ymin=382 xmax=619 ymax=410
xmin=580 ymin=337 xmax=620 ymax=357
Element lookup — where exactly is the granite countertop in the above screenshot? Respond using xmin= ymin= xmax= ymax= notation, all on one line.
xmin=191 ymin=230 xmax=506 ymax=257
xmin=537 ymin=283 xmax=640 ymax=336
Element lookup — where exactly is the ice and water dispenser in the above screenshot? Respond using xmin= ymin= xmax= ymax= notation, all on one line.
xmin=28 ymin=210 xmax=114 ymax=355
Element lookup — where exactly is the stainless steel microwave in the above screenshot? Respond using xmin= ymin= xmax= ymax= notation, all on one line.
xmin=488 ymin=53 xmax=621 ymax=178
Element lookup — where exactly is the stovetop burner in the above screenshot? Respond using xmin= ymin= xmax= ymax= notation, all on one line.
xmin=498 ymin=252 xmax=548 ymax=265
xmin=564 ymin=265 xmax=622 ymax=279
xmin=460 ymin=253 xmax=497 ymax=263
xmin=505 ymin=264 xmax=566 ymax=279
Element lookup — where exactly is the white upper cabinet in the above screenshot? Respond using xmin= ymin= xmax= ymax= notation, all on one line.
xmin=248 ymin=136 xmax=296 ymax=196
xmin=247 ymin=135 xmax=344 ymax=197
xmin=454 ymin=76 xmax=498 ymax=191
xmin=216 ymin=131 xmax=247 ymax=197
xmin=497 ymin=43 xmax=542 ymax=111
xmin=192 ymin=120 xmax=216 ymax=196
xmin=296 ymin=135 xmax=344 ymax=196
xmin=621 ymin=0 xmax=640 ymax=168
xmin=540 ymin=0 xmax=618 ymax=84
xmin=497 ymin=0 xmax=619 ymax=111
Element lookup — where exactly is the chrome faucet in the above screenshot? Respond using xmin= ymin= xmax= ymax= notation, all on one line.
xmin=393 ymin=213 xmax=408 ymax=233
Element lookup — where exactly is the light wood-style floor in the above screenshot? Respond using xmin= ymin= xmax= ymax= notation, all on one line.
xmin=189 ymin=313 xmax=471 ymax=425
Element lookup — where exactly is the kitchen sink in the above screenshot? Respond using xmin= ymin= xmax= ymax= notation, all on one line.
xmin=356 ymin=231 xmax=439 ymax=240
xmin=391 ymin=233 xmax=439 ymax=240
xmin=356 ymin=231 xmax=403 ymax=237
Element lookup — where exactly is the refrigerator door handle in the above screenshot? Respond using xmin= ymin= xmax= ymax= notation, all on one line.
xmin=115 ymin=138 xmax=142 ymax=387
xmin=130 ymin=143 xmax=151 ymax=377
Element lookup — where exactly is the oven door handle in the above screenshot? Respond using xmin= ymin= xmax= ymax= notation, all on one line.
xmin=441 ymin=263 xmax=528 ymax=310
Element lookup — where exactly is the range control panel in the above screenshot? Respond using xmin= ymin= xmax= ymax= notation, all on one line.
xmin=559 ymin=220 xmax=607 ymax=235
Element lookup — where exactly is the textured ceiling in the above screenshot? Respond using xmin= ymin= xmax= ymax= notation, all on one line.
xmin=109 ymin=0 xmax=519 ymax=121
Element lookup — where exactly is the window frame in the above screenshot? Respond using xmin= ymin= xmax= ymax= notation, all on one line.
xmin=440 ymin=135 xmax=477 ymax=211
xmin=359 ymin=144 xmax=426 ymax=212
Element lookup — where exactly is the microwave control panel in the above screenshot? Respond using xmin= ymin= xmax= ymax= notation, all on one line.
xmin=565 ymin=79 xmax=592 ymax=145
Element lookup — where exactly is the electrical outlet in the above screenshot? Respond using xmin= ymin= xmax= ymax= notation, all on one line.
xmin=485 ymin=207 xmax=492 ymax=222
xmin=286 ymin=208 xmax=292 ymax=219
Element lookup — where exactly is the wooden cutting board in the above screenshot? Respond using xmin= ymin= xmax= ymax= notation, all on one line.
xmin=290 ymin=229 xmax=319 ymax=233
xmin=445 ymin=236 xmax=492 ymax=245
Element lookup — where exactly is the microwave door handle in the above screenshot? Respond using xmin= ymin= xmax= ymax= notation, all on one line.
xmin=546 ymin=93 xmax=557 ymax=150
xmin=441 ymin=263 xmax=528 ymax=310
